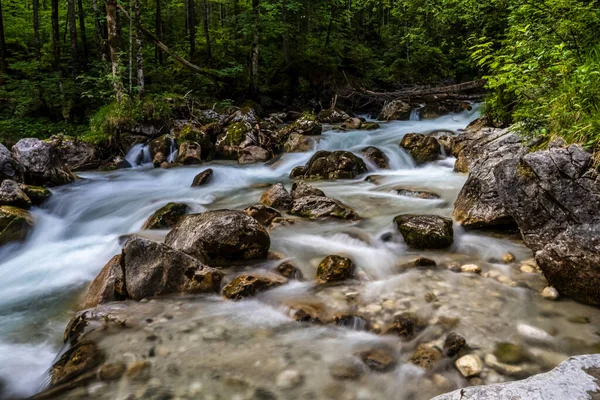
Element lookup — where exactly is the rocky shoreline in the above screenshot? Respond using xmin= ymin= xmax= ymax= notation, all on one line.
xmin=1 ymin=101 xmax=599 ymax=400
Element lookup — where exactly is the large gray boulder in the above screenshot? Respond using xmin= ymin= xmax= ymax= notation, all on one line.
xmin=0 ymin=180 xmax=32 ymax=209
xmin=12 ymin=138 xmax=76 ymax=186
xmin=0 ymin=143 xmax=23 ymax=183
xmin=494 ymin=144 xmax=600 ymax=305
xmin=165 ymin=210 xmax=271 ymax=264
xmin=453 ymin=128 xmax=526 ymax=229
xmin=52 ymin=138 xmax=98 ymax=171
xmin=378 ymin=100 xmax=411 ymax=121
xmin=289 ymin=195 xmax=358 ymax=220
xmin=291 ymin=150 xmax=367 ymax=180
xmin=433 ymin=354 xmax=600 ymax=400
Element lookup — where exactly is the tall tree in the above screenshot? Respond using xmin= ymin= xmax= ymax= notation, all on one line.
xmin=135 ymin=0 xmax=144 ymax=94
xmin=67 ymin=0 xmax=80 ymax=75
xmin=51 ymin=0 xmax=60 ymax=69
xmin=33 ymin=0 xmax=42 ymax=61
xmin=106 ymin=0 xmax=123 ymax=101
xmin=77 ymin=0 xmax=88 ymax=63
xmin=155 ymin=0 xmax=163 ymax=64
xmin=187 ymin=0 xmax=196 ymax=59
xmin=91 ymin=0 xmax=106 ymax=60
xmin=0 ymin=0 xmax=6 ymax=72
xmin=250 ymin=0 xmax=260 ymax=97
xmin=201 ymin=0 xmax=212 ymax=63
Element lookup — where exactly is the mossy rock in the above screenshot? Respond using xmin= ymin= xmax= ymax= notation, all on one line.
xmin=410 ymin=345 xmax=442 ymax=370
xmin=222 ymin=274 xmax=287 ymax=300
xmin=493 ymin=342 xmax=526 ymax=364
xmin=50 ymin=341 xmax=104 ymax=386
xmin=20 ymin=184 xmax=52 ymax=206
xmin=225 ymin=122 xmax=252 ymax=146
xmin=400 ymin=133 xmax=441 ymax=165
xmin=142 ymin=202 xmax=189 ymax=230
xmin=394 ymin=214 xmax=454 ymax=249
xmin=0 ymin=206 xmax=34 ymax=246
xmin=317 ymin=255 xmax=355 ymax=283
xmin=361 ymin=122 xmax=380 ymax=130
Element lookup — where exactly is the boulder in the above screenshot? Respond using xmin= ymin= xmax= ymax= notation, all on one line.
xmin=215 ymin=122 xmax=254 ymax=160
xmin=99 ymin=156 xmax=131 ymax=171
xmin=340 ymin=118 xmax=363 ymax=130
xmin=494 ymin=144 xmax=600 ymax=305
xmin=395 ymin=188 xmax=440 ymax=200
xmin=360 ymin=146 xmax=390 ymax=169
xmin=222 ymin=274 xmax=287 ymax=300
xmin=50 ymin=341 xmax=103 ymax=387
xmin=410 ymin=345 xmax=442 ymax=370
xmin=394 ymin=214 xmax=454 ymax=249
xmin=382 ymin=313 xmax=417 ymax=339
xmin=316 ymin=109 xmax=351 ymax=124
xmin=378 ymin=100 xmax=412 ymax=121
xmin=173 ymin=122 xmax=214 ymax=160
xmin=238 ymin=146 xmax=270 ymax=164
xmin=437 ymin=135 xmax=456 ymax=156
xmin=399 ymin=133 xmax=440 ymax=165
xmin=453 ymin=126 xmax=521 ymax=174
xmin=19 ymin=184 xmax=51 ymax=206
xmin=121 ymin=236 xmax=223 ymax=300
xmin=52 ymin=138 xmax=98 ymax=171
xmin=260 ymin=184 xmax=292 ymax=210
xmin=290 ymin=166 xmax=307 ymax=179
xmin=0 ymin=143 xmax=23 ymax=183
xmin=80 ymin=254 xmax=125 ymax=309
xmin=0 ymin=206 xmax=34 ymax=246
xmin=356 ymin=349 xmax=397 ymax=372
xmin=361 ymin=122 xmax=380 ymax=130
xmin=290 ymin=196 xmax=358 ymax=220
xmin=12 ymin=138 xmax=76 ymax=186
xmin=453 ymin=128 xmax=525 ymax=229
xmin=243 ymin=204 xmax=281 ymax=226
xmin=0 ymin=180 xmax=32 ymax=209
xmin=225 ymin=107 xmax=259 ymax=126
xmin=149 ymin=134 xmax=175 ymax=158
xmin=317 ymin=255 xmax=355 ymax=283
xmin=290 ymin=181 xmax=325 ymax=199
xmin=152 ymin=152 xmax=166 ymax=168
xmin=142 ymin=202 xmax=189 ymax=230
xmin=432 ymin=354 xmax=600 ymax=400
xmin=274 ymin=113 xmax=322 ymax=146
xmin=444 ymin=333 xmax=467 ymax=357
xmin=165 ymin=210 xmax=271 ymax=264
xmin=283 ymin=133 xmax=315 ymax=153
xmin=176 ymin=141 xmax=202 ymax=165
xmin=191 ymin=169 xmax=213 ymax=187
xmin=292 ymin=150 xmax=367 ymax=180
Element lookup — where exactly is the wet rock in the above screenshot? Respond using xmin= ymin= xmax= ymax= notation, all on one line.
xmin=460 ymin=264 xmax=482 ymax=274
xmin=517 ymin=324 xmax=554 ymax=345
xmin=362 ymin=122 xmax=380 ymax=130
xmin=316 ymin=109 xmax=351 ymax=124
xmin=12 ymin=138 xmax=76 ymax=186
xmin=341 ymin=118 xmax=363 ymax=130
xmin=452 ymin=128 xmax=525 ymax=229
xmin=360 ymin=146 xmax=390 ymax=169
xmin=0 ymin=206 xmax=34 ymax=246
xmin=152 ymin=152 xmax=166 ymax=168
xmin=276 ymin=262 xmax=303 ymax=280
xmin=276 ymin=370 xmax=303 ymax=389
xmin=216 ymin=122 xmax=254 ymax=160
xmin=292 ymin=150 xmax=367 ymax=180
xmin=484 ymin=354 xmax=528 ymax=378
xmin=378 ymin=100 xmax=411 ymax=121
xmin=437 ymin=135 xmax=456 ymax=156
xmin=121 ymin=237 xmax=223 ymax=299
xmin=52 ymin=138 xmax=98 ymax=171
xmin=275 ymin=113 xmax=322 ymax=146
xmin=444 ymin=333 xmax=467 ymax=357
xmin=260 ymin=183 xmax=292 ymax=211
xmin=383 ymin=313 xmax=416 ymax=340
xmin=410 ymin=345 xmax=442 ymax=370
xmin=176 ymin=141 xmax=202 ymax=165
xmin=222 ymin=274 xmax=287 ymax=300
xmin=290 ymin=181 xmax=325 ymax=199
xmin=50 ymin=341 xmax=103 ymax=386
xmin=0 ymin=143 xmax=23 ymax=183
xmin=409 ymin=257 xmax=437 ymax=269
xmin=0 ymin=179 xmax=32 ymax=209
xmin=292 ymin=306 xmax=322 ymax=324
xmin=336 ymin=315 xmax=370 ymax=331
xmin=100 ymin=156 xmax=131 ymax=171
xmin=125 ymin=360 xmax=152 ymax=379
xmin=502 ymin=253 xmax=516 ymax=264
xmin=174 ymin=122 xmax=215 ymax=160
xmin=394 ymin=214 xmax=454 ymax=249
xmin=568 ymin=316 xmax=590 ymax=324
xmin=494 ymin=343 xmax=526 ymax=364
xmin=243 ymin=204 xmax=281 ymax=226
xmin=290 ymin=166 xmax=307 ymax=179
xmin=284 ymin=133 xmax=315 ymax=153
xmin=80 ymin=254 xmax=125 ymax=309
xmin=399 ymin=134 xmax=441 ymax=165
xmin=226 ymin=107 xmax=259 ymax=126
xmin=19 ymin=184 xmax=51 ymax=206
xmin=495 ymin=144 xmax=600 ymax=305
xmin=542 ymin=286 xmax=559 ymax=300
xmin=329 ymin=359 xmax=365 ymax=380
xmin=98 ymin=362 xmax=127 ymax=381
xmin=356 ymin=349 xmax=397 ymax=372
xmin=142 ymin=202 xmax=189 ymax=230
xmin=239 ymin=146 xmax=271 ymax=164
xmin=290 ymin=195 xmax=359 ymax=220
xmin=149 ymin=134 xmax=175 ymax=159
xmin=191 ymin=168 xmax=213 ymax=187
xmin=395 ymin=188 xmax=440 ymax=200
xmin=456 ymin=355 xmax=483 ymax=377
xmin=166 ymin=210 xmax=271 ymax=264
xmin=317 ymin=255 xmax=355 ymax=283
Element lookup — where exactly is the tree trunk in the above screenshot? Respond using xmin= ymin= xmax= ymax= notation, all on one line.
xmin=134 ymin=0 xmax=144 ymax=94
xmin=33 ymin=0 xmax=42 ymax=62
xmin=106 ymin=0 xmax=123 ymax=102
xmin=281 ymin=0 xmax=289 ymax=64
xmin=77 ymin=0 xmax=88 ymax=63
xmin=250 ymin=0 xmax=260 ymax=98
xmin=188 ymin=0 xmax=196 ymax=59
xmin=233 ymin=0 xmax=239 ymax=58
xmin=201 ymin=0 xmax=211 ymax=64
xmin=0 ymin=0 xmax=5 ymax=72
xmin=91 ymin=0 xmax=106 ymax=60
xmin=67 ymin=0 xmax=79 ymax=76
xmin=51 ymin=0 xmax=60 ymax=69
xmin=155 ymin=0 xmax=163 ymax=64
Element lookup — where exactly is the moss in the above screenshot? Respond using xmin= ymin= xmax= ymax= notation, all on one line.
xmin=20 ymin=185 xmax=52 ymax=206
xmin=142 ymin=202 xmax=189 ymax=230
xmin=225 ymin=122 xmax=250 ymax=146
xmin=317 ymin=255 xmax=355 ymax=283
xmin=0 ymin=206 xmax=34 ymax=245
xmin=493 ymin=343 xmax=526 ymax=364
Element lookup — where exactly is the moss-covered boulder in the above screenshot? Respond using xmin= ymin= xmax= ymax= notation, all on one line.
xmin=284 ymin=133 xmax=315 ymax=153
xmin=222 ymin=274 xmax=287 ymax=300
xmin=317 ymin=255 xmax=355 ymax=283
xmin=174 ymin=122 xmax=214 ymax=160
xmin=290 ymin=195 xmax=358 ymax=220
xmin=360 ymin=146 xmax=389 ymax=169
xmin=50 ymin=341 xmax=103 ymax=387
xmin=215 ymin=121 xmax=253 ymax=159
xmin=0 ymin=206 xmax=34 ymax=246
xmin=275 ymin=113 xmax=322 ymax=146
xmin=20 ymin=184 xmax=51 ymax=206
xmin=191 ymin=168 xmax=213 ymax=187
xmin=378 ymin=100 xmax=411 ymax=121
xmin=0 ymin=179 xmax=32 ymax=209
xmin=394 ymin=214 xmax=454 ymax=249
xmin=400 ymin=133 xmax=441 ymax=165
xmin=316 ymin=108 xmax=350 ymax=124
xmin=142 ymin=202 xmax=189 ymax=230
xmin=361 ymin=122 xmax=380 ymax=130
xmin=292 ymin=150 xmax=367 ymax=180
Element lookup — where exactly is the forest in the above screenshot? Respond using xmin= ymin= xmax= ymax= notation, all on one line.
xmin=0 ymin=0 xmax=598 ymax=155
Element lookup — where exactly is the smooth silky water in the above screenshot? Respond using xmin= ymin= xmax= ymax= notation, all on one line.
xmin=0 ymin=107 xmax=598 ymax=399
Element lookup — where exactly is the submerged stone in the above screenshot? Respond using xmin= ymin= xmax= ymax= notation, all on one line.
xmin=316 ymin=255 xmax=355 ymax=283
xmin=222 ymin=274 xmax=287 ymax=300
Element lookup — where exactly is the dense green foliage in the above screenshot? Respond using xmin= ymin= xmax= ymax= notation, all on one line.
xmin=0 ymin=0 xmax=599 ymax=153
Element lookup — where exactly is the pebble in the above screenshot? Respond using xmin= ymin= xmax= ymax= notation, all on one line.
xmin=125 ymin=360 xmax=151 ymax=379
xmin=502 ymin=253 xmax=516 ymax=264
xmin=460 ymin=264 xmax=482 ymax=274
xmin=382 ymin=300 xmax=396 ymax=310
xmin=356 ymin=348 xmax=397 ymax=372
xmin=541 ymin=286 xmax=559 ymax=300
xmin=98 ymin=362 xmax=126 ymax=381
xmin=517 ymin=323 xmax=554 ymax=344
xmin=484 ymin=354 xmax=526 ymax=378
xmin=455 ymin=354 xmax=482 ymax=377
xmin=276 ymin=369 xmax=304 ymax=389
xmin=365 ymin=304 xmax=382 ymax=313
xmin=520 ymin=265 xmax=537 ymax=273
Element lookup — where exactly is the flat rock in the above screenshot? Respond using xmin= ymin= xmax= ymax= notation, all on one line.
xmin=289 ymin=195 xmax=358 ymax=220
xmin=222 ymin=274 xmax=287 ymax=300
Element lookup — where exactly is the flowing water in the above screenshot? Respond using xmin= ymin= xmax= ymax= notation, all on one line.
xmin=0 ymin=107 xmax=599 ymax=399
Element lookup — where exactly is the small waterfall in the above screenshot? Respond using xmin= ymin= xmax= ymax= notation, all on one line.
xmin=167 ymin=137 xmax=178 ymax=163
xmin=125 ymin=143 xmax=152 ymax=167
xmin=409 ymin=107 xmax=422 ymax=121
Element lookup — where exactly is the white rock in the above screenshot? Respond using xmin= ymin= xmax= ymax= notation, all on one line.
xmin=455 ymin=354 xmax=483 ymax=377
xmin=276 ymin=369 xmax=303 ymax=389
xmin=517 ymin=323 xmax=554 ymax=344
xmin=460 ymin=264 xmax=482 ymax=274
xmin=365 ymin=304 xmax=383 ymax=313
xmin=541 ymin=286 xmax=559 ymax=300
xmin=520 ymin=265 xmax=536 ymax=273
